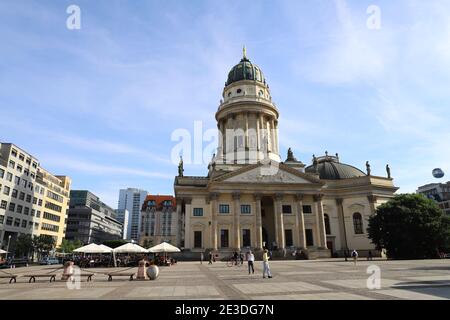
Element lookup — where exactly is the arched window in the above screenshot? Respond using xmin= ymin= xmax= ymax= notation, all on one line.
xmin=324 ymin=214 xmax=331 ymax=235
xmin=353 ymin=212 xmax=363 ymax=234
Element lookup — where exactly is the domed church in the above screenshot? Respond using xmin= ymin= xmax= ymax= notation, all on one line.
xmin=174 ymin=49 xmax=398 ymax=258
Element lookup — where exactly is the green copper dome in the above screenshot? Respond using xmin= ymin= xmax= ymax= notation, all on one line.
xmin=225 ymin=48 xmax=266 ymax=86
xmin=305 ymin=155 xmax=366 ymax=180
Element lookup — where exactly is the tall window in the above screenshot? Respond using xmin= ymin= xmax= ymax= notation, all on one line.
xmin=282 ymin=205 xmax=292 ymax=214
xmin=305 ymin=229 xmax=314 ymax=246
xmin=324 ymin=214 xmax=331 ymax=235
xmin=193 ymin=208 xmax=203 ymax=216
xmin=240 ymin=205 xmax=251 ymax=214
xmin=285 ymin=229 xmax=293 ymax=246
xmin=353 ymin=212 xmax=363 ymax=234
xmin=219 ymin=204 xmax=229 ymax=214
xmin=242 ymin=229 xmax=251 ymax=247
xmin=302 ymin=205 xmax=312 ymax=214
xmin=194 ymin=231 xmax=202 ymax=248
xmin=220 ymin=229 xmax=229 ymax=248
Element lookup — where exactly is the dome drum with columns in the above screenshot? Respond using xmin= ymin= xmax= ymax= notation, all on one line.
xmin=174 ymin=49 xmax=398 ymax=260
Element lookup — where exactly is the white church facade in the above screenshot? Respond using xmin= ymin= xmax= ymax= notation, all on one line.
xmin=174 ymin=50 xmax=398 ymax=258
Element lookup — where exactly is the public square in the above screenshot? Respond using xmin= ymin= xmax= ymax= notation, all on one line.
xmin=0 ymin=259 xmax=449 ymax=300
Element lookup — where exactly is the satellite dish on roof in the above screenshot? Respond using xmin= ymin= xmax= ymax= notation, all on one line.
xmin=432 ymin=168 xmax=444 ymax=179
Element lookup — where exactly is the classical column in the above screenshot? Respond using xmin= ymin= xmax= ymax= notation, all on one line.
xmin=275 ymin=193 xmax=285 ymax=249
xmin=245 ymin=112 xmax=249 ymax=150
xmin=336 ymin=198 xmax=348 ymax=252
xmin=184 ymin=198 xmax=192 ymax=249
xmin=232 ymin=192 xmax=241 ymax=250
xmin=209 ymin=192 xmax=219 ymax=250
xmin=254 ymin=193 xmax=263 ymax=250
xmin=256 ymin=113 xmax=261 ymax=152
xmin=367 ymin=195 xmax=377 ymax=215
xmin=295 ymin=194 xmax=307 ymax=249
xmin=314 ymin=194 xmax=327 ymax=249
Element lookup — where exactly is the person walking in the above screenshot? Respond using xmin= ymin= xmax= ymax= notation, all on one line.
xmin=200 ymin=252 xmax=204 ymax=264
xmin=262 ymin=249 xmax=272 ymax=279
xmin=247 ymin=251 xmax=255 ymax=274
xmin=351 ymin=249 xmax=359 ymax=266
xmin=208 ymin=251 xmax=213 ymax=265
xmin=367 ymin=250 xmax=373 ymax=261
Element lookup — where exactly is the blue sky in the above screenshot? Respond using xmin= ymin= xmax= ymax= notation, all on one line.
xmin=1 ymin=0 xmax=449 ymax=207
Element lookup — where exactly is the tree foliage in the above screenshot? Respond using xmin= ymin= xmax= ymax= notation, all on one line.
xmin=15 ymin=234 xmax=34 ymax=257
xmin=33 ymin=235 xmax=56 ymax=254
xmin=368 ymin=194 xmax=450 ymax=259
xmin=57 ymin=239 xmax=83 ymax=253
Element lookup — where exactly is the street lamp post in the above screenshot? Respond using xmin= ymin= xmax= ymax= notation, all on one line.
xmin=6 ymin=235 xmax=12 ymax=260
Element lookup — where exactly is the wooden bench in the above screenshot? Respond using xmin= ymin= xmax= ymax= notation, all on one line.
xmin=0 ymin=275 xmax=17 ymax=283
xmin=107 ymin=273 xmax=135 ymax=281
xmin=62 ymin=273 xmax=94 ymax=282
xmin=25 ymin=274 xmax=57 ymax=283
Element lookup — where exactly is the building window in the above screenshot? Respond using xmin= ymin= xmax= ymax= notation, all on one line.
xmin=353 ymin=212 xmax=364 ymax=234
xmin=0 ymin=215 xmax=4 ymax=224
xmin=24 ymin=207 xmax=29 ymax=215
xmin=0 ymin=200 xmax=7 ymax=209
xmin=18 ymin=153 xmax=24 ymax=161
xmin=14 ymin=176 xmax=20 ymax=185
xmin=6 ymin=172 xmax=12 ymax=182
xmin=3 ymin=186 xmax=10 ymax=196
xmin=26 ymin=194 xmax=31 ymax=203
xmin=43 ymin=211 xmax=61 ymax=222
xmin=305 ymin=229 xmax=314 ymax=246
xmin=8 ymin=202 xmax=15 ymax=212
xmin=11 ymin=189 xmax=18 ymax=198
xmin=9 ymin=160 xmax=15 ymax=169
xmin=11 ymin=149 xmax=17 ymax=157
xmin=237 ymin=88 xmax=242 ymax=94
xmin=0 ymin=168 xmax=4 ymax=178
xmin=324 ymin=214 xmax=331 ymax=235
xmin=302 ymin=205 xmax=312 ymax=214
xmin=21 ymin=220 xmax=27 ymax=228
xmin=193 ymin=208 xmax=203 ymax=217
xmin=219 ymin=204 xmax=229 ymax=214
xmin=19 ymin=192 xmax=25 ymax=200
xmin=242 ymin=229 xmax=251 ymax=247
xmin=282 ymin=205 xmax=292 ymax=214
xmin=194 ymin=231 xmax=202 ymax=248
xmin=16 ymin=165 xmax=22 ymax=173
xmin=285 ymin=229 xmax=293 ymax=247
xmin=220 ymin=229 xmax=229 ymax=248
xmin=14 ymin=218 xmax=20 ymax=227
xmin=240 ymin=205 xmax=251 ymax=214
xmin=45 ymin=201 xmax=62 ymax=212
xmin=16 ymin=205 xmax=23 ymax=214
xmin=6 ymin=217 xmax=13 ymax=226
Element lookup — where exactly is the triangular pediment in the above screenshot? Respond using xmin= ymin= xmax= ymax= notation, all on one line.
xmin=213 ymin=161 xmax=322 ymax=184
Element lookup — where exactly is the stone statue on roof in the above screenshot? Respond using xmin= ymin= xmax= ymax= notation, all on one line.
xmin=286 ymin=147 xmax=297 ymax=162
xmin=366 ymin=161 xmax=371 ymax=176
xmin=178 ymin=156 xmax=184 ymax=177
xmin=386 ymin=164 xmax=391 ymax=178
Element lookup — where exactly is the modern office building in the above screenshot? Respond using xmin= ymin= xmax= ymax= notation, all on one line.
xmin=115 ymin=208 xmax=129 ymax=240
xmin=417 ymin=182 xmax=450 ymax=215
xmin=0 ymin=142 xmax=71 ymax=252
xmin=66 ymin=190 xmax=122 ymax=244
xmin=140 ymin=195 xmax=177 ymax=246
xmin=35 ymin=168 xmax=71 ymax=246
xmin=117 ymin=188 xmax=148 ymax=241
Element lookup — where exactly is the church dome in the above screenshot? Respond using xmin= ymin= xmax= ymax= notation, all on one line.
xmin=225 ymin=48 xmax=266 ymax=86
xmin=305 ymin=154 xmax=366 ymax=180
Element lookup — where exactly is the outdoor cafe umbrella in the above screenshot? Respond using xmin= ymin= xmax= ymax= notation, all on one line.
xmin=148 ymin=242 xmax=180 ymax=253
xmin=113 ymin=243 xmax=149 ymax=253
xmin=148 ymin=242 xmax=180 ymax=262
xmin=0 ymin=249 xmax=7 ymax=254
xmin=73 ymin=243 xmax=110 ymax=254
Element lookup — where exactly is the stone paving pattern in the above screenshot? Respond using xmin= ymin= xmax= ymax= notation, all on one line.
xmin=0 ymin=259 xmax=449 ymax=300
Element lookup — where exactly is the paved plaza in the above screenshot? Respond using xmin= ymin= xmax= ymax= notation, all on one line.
xmin=0 ymin=259 xmax=449 ymax=300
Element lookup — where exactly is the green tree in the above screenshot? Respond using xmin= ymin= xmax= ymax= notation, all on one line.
xmin=368 ymin=194 xmax=450 ymax=259
xmin=57 ymin=239 xmax=82 ymax=253
xmin=142 ymin=239 xmax=153 ymax=248
xmin=33 ymin=235 xmax=56 ymax=259
xmin=15 ymin=234 xmax=34 ymax=258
